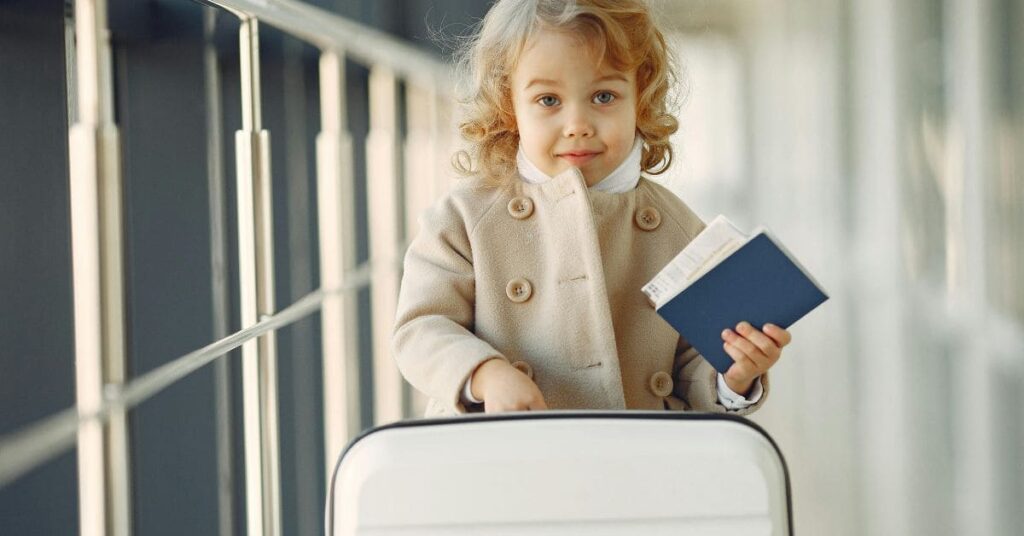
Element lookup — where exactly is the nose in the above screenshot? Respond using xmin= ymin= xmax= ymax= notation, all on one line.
xmin=562 ymin=104 xmax=595 ymax=138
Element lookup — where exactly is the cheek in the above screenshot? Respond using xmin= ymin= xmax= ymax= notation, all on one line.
xmin=518 ymin=116 xmax=556 ymax=145
xmin=618 ymin=106 xmax=638 ymax=132
xmin=614 ymin=112 xmax=638 ymax=146
xmin=512 ymin=105 xmax=532 ymax=134
xmin=510 ymin=96 xmax=527 ymax=134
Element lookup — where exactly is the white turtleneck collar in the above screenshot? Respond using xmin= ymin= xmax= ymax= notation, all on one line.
xmin=516 ymin=135 xmax=643 ymax=193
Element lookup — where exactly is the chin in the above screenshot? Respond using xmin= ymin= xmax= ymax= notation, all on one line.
xmin=548 ymin=164 xmax=572 ymax=176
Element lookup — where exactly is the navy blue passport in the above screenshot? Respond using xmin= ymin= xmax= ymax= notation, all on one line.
xmin=652 ymin=232 xmax=829 ymax=374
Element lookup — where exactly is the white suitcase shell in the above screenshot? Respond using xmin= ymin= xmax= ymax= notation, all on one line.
xmin=327 ymin=411 xmax=792 ymax=535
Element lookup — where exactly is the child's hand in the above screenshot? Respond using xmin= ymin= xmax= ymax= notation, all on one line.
xmin=721 ymin=322 xmax=792 ymax=396
xmin=471 ymin=358 xmax=548 ymax=413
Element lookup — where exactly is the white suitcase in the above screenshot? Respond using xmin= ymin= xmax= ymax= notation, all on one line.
xmin=327 ymin=411 xmax=792 ymax=535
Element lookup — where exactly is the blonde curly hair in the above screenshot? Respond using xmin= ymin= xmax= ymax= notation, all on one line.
xmin=452 ymin=0 xmax=681 ymax=187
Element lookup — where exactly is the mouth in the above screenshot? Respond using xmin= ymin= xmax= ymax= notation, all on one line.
xmin=557 ymin=151 xmax=602 ymax=166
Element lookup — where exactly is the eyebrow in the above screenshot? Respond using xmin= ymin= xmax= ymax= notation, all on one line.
xmin=523 ymin=73 xmax=629 ymax=90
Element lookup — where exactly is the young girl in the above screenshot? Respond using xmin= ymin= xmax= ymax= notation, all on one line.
xmin=393 ymin=0 xmax=792 ymax=416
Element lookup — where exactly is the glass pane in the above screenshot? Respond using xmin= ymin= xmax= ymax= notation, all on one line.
xmin=988 ymin=0 xmax=1024 ymax=322
xmin=898 ymin=0 xmax=948 ymax=285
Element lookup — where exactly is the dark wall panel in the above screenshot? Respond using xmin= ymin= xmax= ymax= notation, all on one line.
xmin=0 ymin=1 xmax=79 ymax=533
xmin=113 ymin=3 xmax=220 ymax=534
xmin=0 ymin=0 xmax=75 ymax=433
xmin=397 ymin=0 xmax=493 ymax=57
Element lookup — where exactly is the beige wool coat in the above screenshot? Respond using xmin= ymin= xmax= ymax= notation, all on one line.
xmin=392 ymin=168 xmax=769 ymax=417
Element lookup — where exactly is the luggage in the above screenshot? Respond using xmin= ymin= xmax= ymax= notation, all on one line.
xmin=327 ymin=411 xmax=792 ymax=535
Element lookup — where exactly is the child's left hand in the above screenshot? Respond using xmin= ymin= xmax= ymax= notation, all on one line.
xmin=721 ymin=322 xmax=792 ymax=396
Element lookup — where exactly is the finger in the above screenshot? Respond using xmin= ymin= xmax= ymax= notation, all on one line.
xmin=736 ymin=322 xmax=781 ymax=359
xmin=723 ymin=327 xmax=769 ymax=365
xmin=528 ymin=386 xmax=548 ymax=410
xmin=764 ymin=324 xmax=792 ymax=347
xmin=722 ymin=341 xmax=757 ymax=375
xmin=506 ymin=403 xmax=530 ymax=412
xmin=487 ymin=400 xmax=525 ymax=413
xmin=728 ymin=338 xmax=772 ymax=373
xmin=484 ymin=403 xmax=502 ymax=414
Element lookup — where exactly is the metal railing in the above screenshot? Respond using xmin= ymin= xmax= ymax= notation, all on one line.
xmin=0 ymin=1 xmax=457 ymax=535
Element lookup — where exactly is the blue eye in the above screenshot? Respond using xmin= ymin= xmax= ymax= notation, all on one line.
xmin=538 ymin=95 xmax=560 ymax=107
xmin=593 ymin=91 xmax=616 ymax=104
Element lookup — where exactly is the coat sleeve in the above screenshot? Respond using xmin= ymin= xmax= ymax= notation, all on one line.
xmin=391 ymin=196 xmax=507 ymax=414
xmin=672 ymin=336 xmax=770 ymax=415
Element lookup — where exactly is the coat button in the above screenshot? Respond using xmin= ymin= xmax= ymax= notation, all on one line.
xmin=507 ymin=196 xmax=534 ymax=219
xmin=635 ymin=206 xmax=661 ymax=231
xmin=505 ymin=278 xmax=533 ymax=303
xmin=649 ymin=371 xmax=674 ymax=397
xmin=510 ymin=360 xmax=534 ymax=380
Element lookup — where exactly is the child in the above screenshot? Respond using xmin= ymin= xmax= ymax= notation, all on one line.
xmin=393 ymin=0 xmax=792 ymax=416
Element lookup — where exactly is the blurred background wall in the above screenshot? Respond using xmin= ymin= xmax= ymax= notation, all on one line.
xmin=653 ymin=1 xmax=1023 ymax=534
xmin=1 ymin=0 xmax=1021 ymax=534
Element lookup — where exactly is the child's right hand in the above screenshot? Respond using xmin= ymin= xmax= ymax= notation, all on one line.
xmin=471 ymin=358 xmax=548 ymax=413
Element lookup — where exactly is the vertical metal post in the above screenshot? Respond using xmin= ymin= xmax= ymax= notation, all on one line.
xmin=433 ymin=91 xmax=456 ymax=198
xmin=316 ymin=50 xmax=362 ymax=481
xmin=235 ymin=17 xmax=282 ymax=536
xmin=202 ymin=8 xmax=235 ymax=536
xmin=850 ymin=0 xmax=910 ymax=535
xmin=401 ymin=82 xmax=438 ymax=417
xmin=402 ymin=83 xmax=438 ymax=234
xmin=366 ymin=66 xmax=405 ymax=425
xmin=68 ymin=1 xmax=131 ymax=535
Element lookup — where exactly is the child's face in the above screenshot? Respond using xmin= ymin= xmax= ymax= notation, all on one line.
xmin=511 ymin=29 xmax=637 ymax=187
